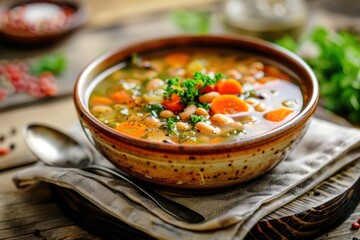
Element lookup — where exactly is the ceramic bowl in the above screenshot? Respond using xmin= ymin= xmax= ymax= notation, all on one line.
xmin=0 ymin=0 xmax=86 ymax=47
xmin=74 ymin=35 xmax=318 ymax=194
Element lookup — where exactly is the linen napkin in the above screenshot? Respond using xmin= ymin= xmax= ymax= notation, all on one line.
xmin=13 ymin=118 xmax=360 ymax=240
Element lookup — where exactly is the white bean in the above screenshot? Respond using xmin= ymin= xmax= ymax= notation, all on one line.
xmin=245 ymin=98 xmax=258 ymax=105
xmin=195 ymin=108 xmax=209 ymax=116
xmin=211 ymin=114 xmax=234 ymax=125
xmin=246 ymin=68 xmax=259 ymax=76
xmin=146 ymin=78 xmax=164 ymax=91
xmin=254 ymin=103 xmax=269 ymax=112
xmin=145 ymin=116 xmax=161 ymax=127
xmin=176 ymin=122 xmax=191 ymax=131
xmin=250 ymin=62 xmax=264 ymax=71
xmin=199 ymin=91 xmax=220 ymax=103
xmin=241 ymin=116 xmax=258 ymax=124
xmin=241 ymin=76 xmax=256 ymax=84
xmin=195 ymin=122 xmax=220 ymax=134
xmin=227 ymin=122 xmax=243 ymax=129
xmin=220 ymin=122 xmax=243 ymax=133
xmin=225 ymin=69 xmax=242 ymax=79
xmin=143 ymin=93 xmax=163 ymax=104
xmin=91 ymin=105 xmax=113 ymax=115
xmin=159 ymin=110 xmax=174 ymax=118
xmin=180 ymin=104 xmax=197 ymax=121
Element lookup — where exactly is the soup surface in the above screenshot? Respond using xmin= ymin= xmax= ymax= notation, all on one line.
xmin=89 ymin=49 xmax=304 ymax=144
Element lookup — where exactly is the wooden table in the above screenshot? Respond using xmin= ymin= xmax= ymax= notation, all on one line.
xmin=1 ymin=0 xmax=359 ymax=239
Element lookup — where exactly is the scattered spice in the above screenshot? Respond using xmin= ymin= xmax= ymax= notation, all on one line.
xmin=351 ymin=222 xmax=360 ymax=230
xmin=9 ymin=143 xmax=15 ymax=151
xmin=0 ymin=2 xmax=75 ymax=35
xmin=10 ymin=127 xmax=16 ymax=135
xmin=32 ymin=228 xmax=41 ymax=237
xmin=0 ymin=54 xmax=66 ymax=101
xmin=0 ymin=147 xmax=10 ymax=156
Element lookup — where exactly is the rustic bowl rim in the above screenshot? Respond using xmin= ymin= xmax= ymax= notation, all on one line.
xmin=74 ymin=34 xmax=319 ymax=154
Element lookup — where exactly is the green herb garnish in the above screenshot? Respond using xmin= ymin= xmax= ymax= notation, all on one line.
xmin=178 ymin=130 xmax=196 ymax=143
xmin=163 ymin=72 xmax=224 ymax=108
xmin=189 ymin=115 xmax=210 ymax=126
xmin=30 ymin=54 xmax=66 ymax=76
xmin=142 ymin=104 xmax=164 ymax=117
xmin=166 ymin=116 xmax=179 ymax=133
xmin=169 ymin=10 xmax=211 ymax=34
xmin=275 ymin=27 xmax=360 ymax=122
xmin=227 ymin=129 xmax=244 ymax=136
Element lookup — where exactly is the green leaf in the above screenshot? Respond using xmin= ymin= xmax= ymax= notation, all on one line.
xmin=30 ymin=54 xmax=66 ymax=76
xmin=169 ymin=10 xmax=211 ymax=34
xmin=166 ymin=116 xmax=179 ymax=134
xmin=142 ymin=104 xmax=164 ymax=117
xmin=188 ymin=115 xmax=209 ymax=126
xmin=274 ymin=35 xmax=298 ymax=52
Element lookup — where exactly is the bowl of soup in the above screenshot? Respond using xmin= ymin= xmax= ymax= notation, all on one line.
xmin=74 ymin=35 xmax=318 ymax=194
xmin=0 ymin=0 xmax=86 ymax=46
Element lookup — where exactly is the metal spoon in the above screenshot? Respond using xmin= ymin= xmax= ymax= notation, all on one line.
xmin=23 ymin=123 xmax=205 ymax=223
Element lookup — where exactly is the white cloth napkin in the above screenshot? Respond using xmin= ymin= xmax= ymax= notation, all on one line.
xmin=13 ymin=118 xmax=360 ymax=240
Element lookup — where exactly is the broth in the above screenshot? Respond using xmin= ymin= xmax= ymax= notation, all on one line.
xmin=88 ymin=48 xmax=304 ymax=145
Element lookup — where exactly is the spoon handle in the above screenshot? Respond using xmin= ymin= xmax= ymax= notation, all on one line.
xmin=85 ymin=165 xmax=205 ymax=223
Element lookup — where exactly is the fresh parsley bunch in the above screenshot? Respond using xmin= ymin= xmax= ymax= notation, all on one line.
xmin=276 ymin=27 xmax=360 ymax=123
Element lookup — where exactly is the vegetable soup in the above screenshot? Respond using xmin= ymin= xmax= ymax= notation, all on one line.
xmin=88 ymin=49 xmax=304 ymax=145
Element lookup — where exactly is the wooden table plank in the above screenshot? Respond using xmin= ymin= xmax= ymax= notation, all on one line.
xmin=0 ymin=167 xmax=98 ymax=240
xmin=0 ymin=97 xmax=77 ymax=171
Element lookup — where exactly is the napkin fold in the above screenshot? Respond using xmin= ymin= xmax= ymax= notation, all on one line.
xmin=14 ymin=118 xmax=360 ymax=240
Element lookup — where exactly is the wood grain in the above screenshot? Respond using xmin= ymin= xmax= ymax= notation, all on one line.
xmin=0 ymin=97 xmax=77 ymax=171
xmin=247 ymin=159 xmax=360 ymax=239
xmin=0 ymin=167 xmax=99 ymax=240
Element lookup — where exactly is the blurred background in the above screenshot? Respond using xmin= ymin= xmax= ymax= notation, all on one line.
xmin=0 ymin=0 xmax=359 ymax=124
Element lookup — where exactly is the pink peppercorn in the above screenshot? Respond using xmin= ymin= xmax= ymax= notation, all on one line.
xmin=352 ymin=222 xmax=360 ymax=230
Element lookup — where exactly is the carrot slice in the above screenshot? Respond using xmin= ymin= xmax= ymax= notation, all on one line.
xmin=89 ymin=96 xmax=113 ymax=106
xmin=115 ymin=122 xmax=147 ymax=138
xmin=165 ymin=52 xmax=190 ymax=67
xmin=110 ymin=90 xmax=132 ymax=104
xmin=162 ymin=94 xmax=184 ymax=112
xmin=257 ymin=77 xmax=278 ymax=84
xmin=210 ymin=137 xmax=223 ymax=144
xmin=215 ymin=79 xmax=242 ymax=95
xmin=264 ymin=66 xmax=290 ymax=80
xmin=264 ymin=108 xmax=294 ymax=122
xmin=211 ymin=95 xmax=249 ymax=114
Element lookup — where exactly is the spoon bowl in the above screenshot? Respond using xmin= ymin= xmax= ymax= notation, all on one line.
xmin=24 ymin=124 xmax=93 ymax=168
xmin=23 ymin=123 xmax=205 ymax=223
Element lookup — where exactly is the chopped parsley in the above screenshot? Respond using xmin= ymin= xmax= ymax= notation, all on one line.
xmin=166 ymin=116 xmax=179 ymax=133
xmin=163 ymin=72 xmax=225 ymax=108
xmin=188 ymin=115 xmax=210 ymax=126
xmin=227 ymin=129 xmax=244 ymax=136
xmin=178 ymin=130 xmax=196 ymax=143
xmin=142 ymin=104 xmax=164 ymax=117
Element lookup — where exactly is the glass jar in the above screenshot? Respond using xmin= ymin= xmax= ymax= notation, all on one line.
xmin=223 ymin=0 xmax=307 ymax=40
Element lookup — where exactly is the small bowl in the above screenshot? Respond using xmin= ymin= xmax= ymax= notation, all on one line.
xmin=0 ymin=0 xmax=86 ymax=47
xmin=74 ymin=35 xmax=318 ymax=194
